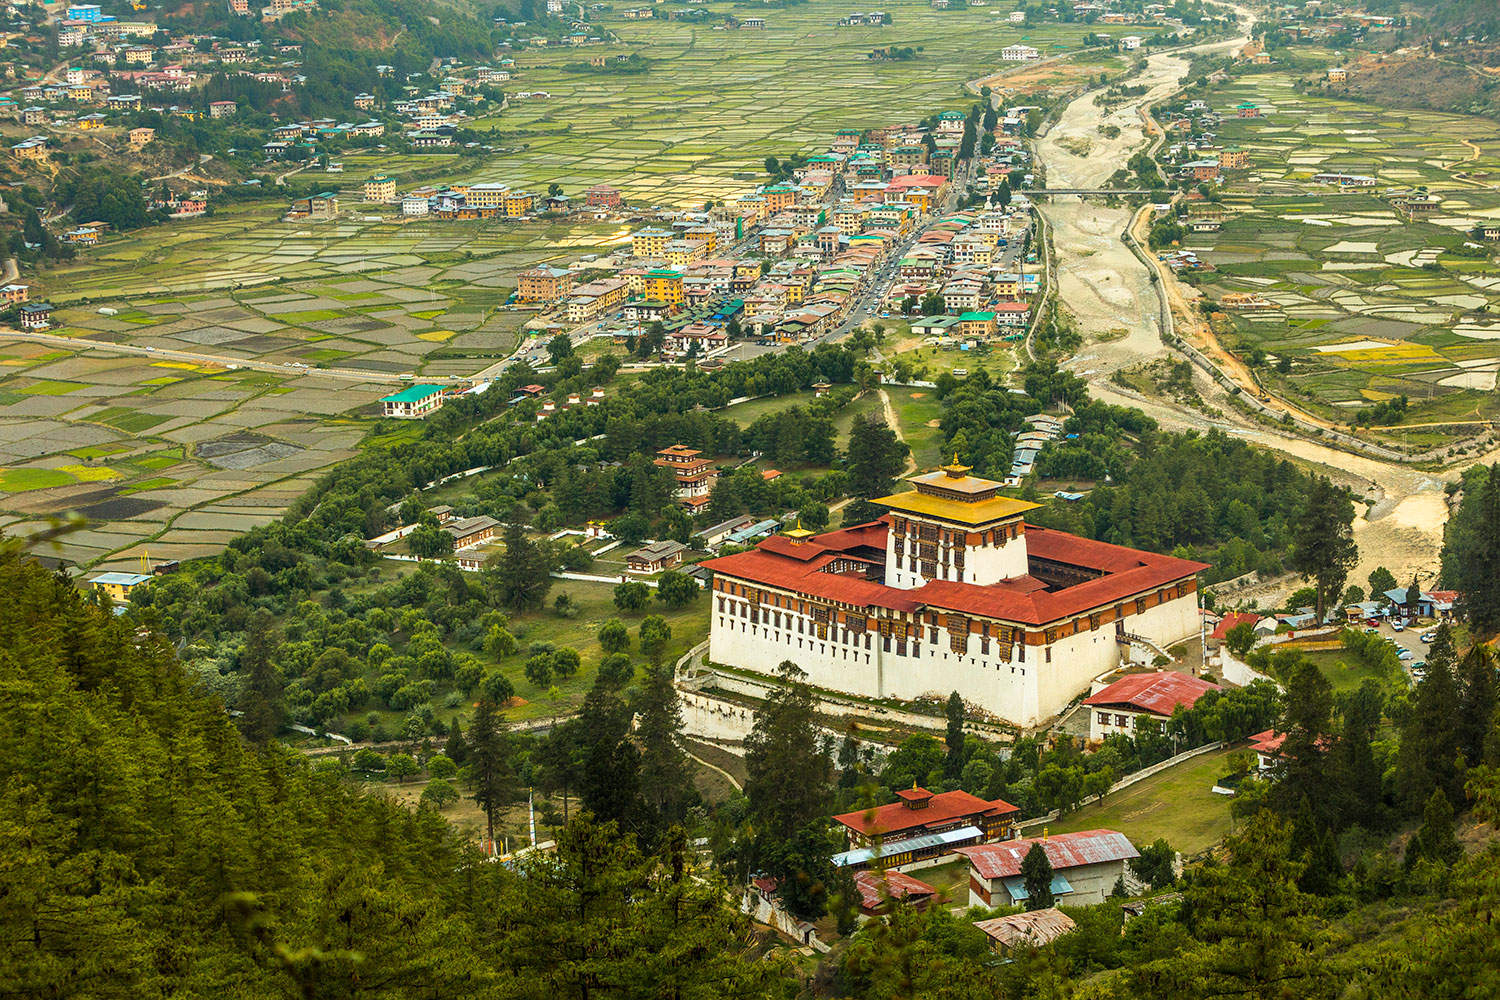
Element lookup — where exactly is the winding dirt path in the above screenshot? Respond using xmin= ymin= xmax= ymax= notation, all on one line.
xmin=880 ymin=387 xmax=920 ymax=478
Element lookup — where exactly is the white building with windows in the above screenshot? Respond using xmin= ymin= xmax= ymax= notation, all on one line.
xmin=702 ymin=461 xmax=1205 ymax=727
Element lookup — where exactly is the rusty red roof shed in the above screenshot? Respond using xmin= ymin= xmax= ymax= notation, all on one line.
xmin=956 ymin=830 xmax=1139 ymax=881
xmin=1083 ymin=671 xmax=1219 ymax=718
xmin=852 ymin=869 xmax=938 ymax=911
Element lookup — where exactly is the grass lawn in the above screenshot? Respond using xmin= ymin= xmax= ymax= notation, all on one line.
xmin=724 ymin=390 xmax=818 ymax=427
xmin=1297 ymin=648 xmax=1399 ymax=694
xmin=0 ymin=467 xmax=75 ymax=492
xmin=1047 ymin=746 xmax=1238 ymax=856
xmin=885 ymin=387 xmax=946 ymax=471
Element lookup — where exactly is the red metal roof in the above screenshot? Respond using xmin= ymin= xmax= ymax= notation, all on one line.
xmin=699 ymin=521 xmax=1208 ymax=627
xmin=1082 ymin=671 xmax=1219 ymax=717
xmin=834 ymin=787 xmax=1018 ymax=839
xmin=1210 ymin=611 xmax=1259 ymax=640
xmin=853 ymin=870 xmax=938 ymax=910
xmin=956 ymin=830 xmax=1139 ymax=881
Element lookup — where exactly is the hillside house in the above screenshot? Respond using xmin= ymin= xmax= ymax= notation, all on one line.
xmin=853 ymin=870 xmax=938 ymax=915
xmin=957 ymin=830 xmax=1140 ymax=908
xmin=380 ymin=384 xmax=446 ymax=418
xmin=1082 ymin=671 xmax=1220 ymax=741
xmin=443 ymin=515 xmax=500 ymax=549
xmin=973 ymin=909 xmax=1076 ymax=956
xmin=87 ymin=571 xmax=152 ymax=601
xmin=833 ymin=787 xmax=1020 ymax=861
xmin=19 ymin=302 xmax=52 ymax=329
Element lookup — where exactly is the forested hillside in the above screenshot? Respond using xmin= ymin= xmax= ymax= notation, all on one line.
xmin=0 ymin=545 xmax=784 ymax=998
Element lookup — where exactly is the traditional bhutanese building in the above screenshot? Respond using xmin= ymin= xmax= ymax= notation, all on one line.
xmin=654 ymin=444 xmax=717 ymax=511
xmin=700 ymin=461 xmax=1207 ymax=726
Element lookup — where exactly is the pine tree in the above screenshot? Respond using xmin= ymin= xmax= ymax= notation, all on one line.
xmin=1457 ymin=646 xmax=1498 ymax=768
xmin=1470 ymin=464 xmax=1500 ymax=629
xmin=1022 ymin=842 xmax=1055 ymax=910
xmin=469 ymin=697 xmax=514 ymax=849
xmin=491 ymin=522 xmax=553 ymax=611
xmin=1288 ymin=478 xmax=1358 ymax=623
xmin=744 ymin=661 xmax=834 ymax=844
xmin=1395 ymin=624 xmax=1463 ymax=814
xmin=634 ymin=665 xmax=691 ymax=835
xmin=1271 ymin=659 xmax=1335 ymax=825
xmin=843 ymin=413 xmax=908 ymax=526
xmin=944 ymin=691 xmax=967 ymax=779
xmin=1407 ymin=788 xmax=1461 ymax=868
xmin=444 ymin=720 xmax=468 ymax=766
xmin=237 ymin=610 xmax=285 ymax=743
xmin=577 ymin=679 xmax=641 ymax=829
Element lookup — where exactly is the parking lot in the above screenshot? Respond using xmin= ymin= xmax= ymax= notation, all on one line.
xmin=1359 ymin=618 xmax=1439 ymax=681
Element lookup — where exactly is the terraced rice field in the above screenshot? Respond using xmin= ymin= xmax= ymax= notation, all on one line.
xmin=468 ymin=0 xmax=1161 ymax=207
xmin=1176 ymin=61 xmax=1500 ymax=431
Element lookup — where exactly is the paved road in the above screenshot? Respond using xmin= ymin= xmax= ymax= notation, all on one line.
xmin=0 ymin=329 xmax=457 ymax=384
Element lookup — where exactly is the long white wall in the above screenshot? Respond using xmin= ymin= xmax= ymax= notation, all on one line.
xmin=709 ymin=590 xmax=1202 ymax=729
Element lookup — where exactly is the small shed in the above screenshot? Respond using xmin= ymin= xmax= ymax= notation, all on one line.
xmin=972 ymin=907 xmax=1076 ymax=955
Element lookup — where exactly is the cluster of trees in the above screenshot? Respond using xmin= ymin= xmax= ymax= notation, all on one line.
xmin=54 ymin=166 xmax=153 ymax=231
xmin=1440 ymin=462 xmax=1500 ymax=630
xmin=1352 ymin=393 xmax=1409 ymax=428
xmin=1027 ymin=418 xmax=1357 ymax=590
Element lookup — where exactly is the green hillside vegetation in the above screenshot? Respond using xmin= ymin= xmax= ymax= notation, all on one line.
xmin=0 ymin=545 xmax=785 ymax=998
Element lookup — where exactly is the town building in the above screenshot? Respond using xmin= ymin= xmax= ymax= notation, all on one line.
xmin=701 ymin=460 xmax=1206 ymax=726
xmin=1001 ymin=44 xmax=1040 ymax=61
xmin=19 ymin=302 xmax=52 ymax=329
xmin=363 ymin=174 xmax=397 ymax=202
xmin=379 ymin=384 xmax=446 ymax=418
xmin=1082 ymin=671 xmax=1220 ymax=741
xmin=517 ymin=266 xmax=573 ymax=302
xmin=288 ymin=192 xmax=339 ymax=219
xmin=1312 ymin=172 xmax=1376 ymax=188
xmin=956 ymin=829 xmax=1140 ymax=907
xmin=655 ymin=444 xmax=717 ymax=511
xmin=128 ymin=126 xmax=155 ymax=147
xmin=1218 ymin=147 xmax=1249 ymax=170
xmin=586 ymin=183 xmax=623 ymax=208
xmin=625 ymin=540 xmax=687 ymax=573
xmin=88 ymin=571 xmax=152 ymax=601
xmin=208 ymin=100 xmax=237 ymax=117
xmin=1327 ymin=66 xmax=1347 ymax=83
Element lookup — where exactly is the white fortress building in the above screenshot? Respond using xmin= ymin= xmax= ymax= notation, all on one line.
xmin=701 ymin=461 xmax=1206 ymax=727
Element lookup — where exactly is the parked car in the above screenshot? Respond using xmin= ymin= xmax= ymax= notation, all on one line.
xmin=1363 ymin=625 xmax=1379 ymax=634
xmin=1397 ymin=648 xmax=1414 ymax=660
xmin=1391 ymin=621 xmax=1405 ymax=632
xmin=1419 ymin=632 xmax=1436 ymax=643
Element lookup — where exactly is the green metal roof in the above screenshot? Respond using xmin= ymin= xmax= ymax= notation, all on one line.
xmin=381 ymin=384 xmax=445 ymax=403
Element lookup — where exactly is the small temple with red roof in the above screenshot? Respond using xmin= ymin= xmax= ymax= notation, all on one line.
xmin=701 ymin=459 xmax=1208 ymax=726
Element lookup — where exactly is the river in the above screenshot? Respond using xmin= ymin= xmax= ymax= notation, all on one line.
xmin=1028 ymin=8 xmax=1461 ymax=602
